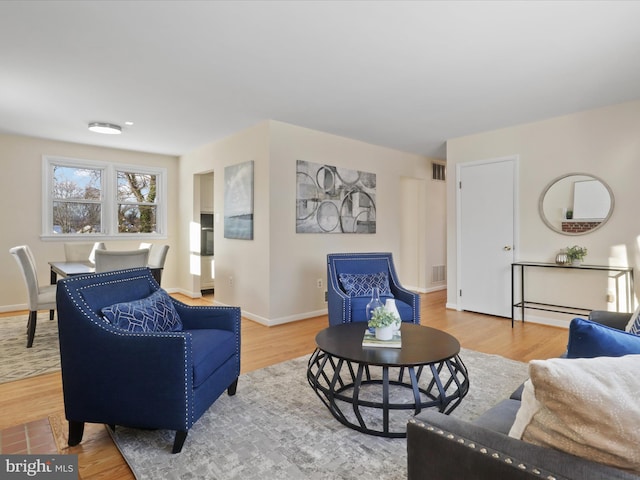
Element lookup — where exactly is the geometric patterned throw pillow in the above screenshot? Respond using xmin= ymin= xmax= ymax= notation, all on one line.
xmin=101 ymin=289 xmax=183 ymax=333
xmin=338 ymin=272 xmax=392 ymax=297
xmin=626 ymin=305 xmax=640 ymax=336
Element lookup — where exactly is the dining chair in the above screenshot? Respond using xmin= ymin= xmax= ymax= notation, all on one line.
xmin=64 ymin=242 xmax=106 ymax=264
xmin=94 ymin=249 xmax=150 ymax=273
xmin=138 ymin=243 xmax=170 ymax=284
xmin=147 ymin=244 xmax=170 ymax=284
xmin=139 ymin=242 xmax=153 ymax=252
xmin=9 ymin=245 xmax=57 ymax=348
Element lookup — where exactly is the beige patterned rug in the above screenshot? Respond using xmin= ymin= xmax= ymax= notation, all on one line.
xmin=0 ymin=313 xmax=60 ymax=384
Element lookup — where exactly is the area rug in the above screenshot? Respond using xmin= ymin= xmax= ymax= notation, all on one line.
xmin=0 ymin=313 xmax=60 ymax=383
xmin=110 ymin=348 xmax=529 ymax=480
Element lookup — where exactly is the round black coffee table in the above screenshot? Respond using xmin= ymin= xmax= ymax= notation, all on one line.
xmin=307 ymin=322 xmax=469 ymax=438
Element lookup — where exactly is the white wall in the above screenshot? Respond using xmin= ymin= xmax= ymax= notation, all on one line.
xmin=446 ymin=100 xmax=640 ymax=326
xmin=178 ymin=120 xmax=442 ymax=325
xmin=177 ymin=122 xmax=271 ymax=322
xmin=425 ymin=168 xmax=447 ymax=290
xmin=0 ymin=133 xmax=179 ymax=312
xmin=0 ymin=122 xmax=446 ymax=324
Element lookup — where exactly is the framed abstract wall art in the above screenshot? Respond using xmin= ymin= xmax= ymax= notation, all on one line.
xmin=224 ymin=160 xmax=254 ymax=240
xmin=296 ymin=160 xmax=376 ymax=234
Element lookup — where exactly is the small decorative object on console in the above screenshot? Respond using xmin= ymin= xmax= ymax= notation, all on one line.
xmin=566 ymin=245 xmax=588 ymax=265
xmin=555 ymin=250 xmax=569 ymax=265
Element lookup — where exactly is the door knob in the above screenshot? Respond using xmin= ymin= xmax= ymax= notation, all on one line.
xmin=503 ymin=246 xmax=512 ymax=251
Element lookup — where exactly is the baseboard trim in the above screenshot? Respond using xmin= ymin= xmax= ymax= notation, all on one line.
xmin=170 ymin=287 xmax=201 ymax=298
xmin=406 ymin=285 xmax=446 ymax=294
xmin=515 ymin=314 xmax=573 ymax=329
xmin=210 ymin=301 xmax=328 ymax=327
xmin=0 ymin=303 xmax=27 ymax=313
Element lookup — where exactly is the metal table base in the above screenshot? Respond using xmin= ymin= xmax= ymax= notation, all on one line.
xmin=307 ymin=348 xmax=469 ymax=438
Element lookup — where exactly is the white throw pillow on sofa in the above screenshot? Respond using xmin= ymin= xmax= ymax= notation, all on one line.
xmin=509 ymin=355 xmax=640 ymax=474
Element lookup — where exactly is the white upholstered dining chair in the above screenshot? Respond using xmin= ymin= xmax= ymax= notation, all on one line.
xmin=64 ymin=241 xmax=106 ymax=264
xmin=138 ymin=243 xmax=170 ymax=284
xmin=94 ymin=248 xmax=149 ymax=273
xmin=9 ymin=245 xmax=57 ymax=348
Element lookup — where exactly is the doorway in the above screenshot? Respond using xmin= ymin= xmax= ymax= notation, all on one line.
xmin=457 ymin=157 xmax=518 ymax=318
xmin=195 ymin=172 xmax=215 ymax=294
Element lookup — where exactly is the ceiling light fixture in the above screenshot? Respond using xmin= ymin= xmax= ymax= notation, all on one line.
xmin=88 ymin=122 xmax=122 ymax=135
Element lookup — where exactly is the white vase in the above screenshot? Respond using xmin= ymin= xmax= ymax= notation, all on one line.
xmin=384 ymin=299 xmax=402 ymax=331
xmin=375 ymin=325 xmax=393 ymax=341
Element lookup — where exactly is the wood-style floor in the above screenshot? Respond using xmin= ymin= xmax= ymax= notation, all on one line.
xmin=0 ymin=290 xmax=569 ymax=479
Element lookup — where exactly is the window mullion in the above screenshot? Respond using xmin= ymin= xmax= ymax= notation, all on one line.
xmin=104 ymin=165 xmax=115 ymax=235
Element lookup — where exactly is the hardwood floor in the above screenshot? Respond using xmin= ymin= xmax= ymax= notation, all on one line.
xmin=0 ymin=290 xmax=569 ymax=479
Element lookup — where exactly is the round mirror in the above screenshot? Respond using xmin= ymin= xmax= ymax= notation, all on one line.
xmin=539 ymin=173 xmax=614 ymax=235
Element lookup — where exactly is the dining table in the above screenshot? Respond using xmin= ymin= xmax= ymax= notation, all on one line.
xmin=47 ymin=261 xmax=96 ymax=320
xmin=49 ymin=261 xmax=162 ymax=286
xmin=49 ymin=261 xmax=96 ymax=284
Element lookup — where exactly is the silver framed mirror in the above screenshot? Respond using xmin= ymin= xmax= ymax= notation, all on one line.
xmin=539 ymin=173 xmax=614 ymax=235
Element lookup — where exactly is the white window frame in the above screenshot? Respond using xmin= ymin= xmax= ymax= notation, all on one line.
xmin=42 ymin=155 xmax=167 ymax=240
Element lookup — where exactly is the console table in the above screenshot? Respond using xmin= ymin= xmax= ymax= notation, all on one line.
xmin=511 ymin=261 xmax=634 ymax=327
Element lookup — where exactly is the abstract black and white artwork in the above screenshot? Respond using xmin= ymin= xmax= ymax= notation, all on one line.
xmin=296 ymin=160 xmax=376 ymax=234
xmin=224 ymin=160 xmax=254 ymax=240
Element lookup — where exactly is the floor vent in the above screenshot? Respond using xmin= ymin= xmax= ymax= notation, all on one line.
xmin=432 ymin=264 xmax=446 ymax=283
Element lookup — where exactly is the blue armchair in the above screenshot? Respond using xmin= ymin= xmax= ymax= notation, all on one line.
xmin=55 ymin=267 xmax=241 ymax=453
xmin=327 ymin=252 xmax=420 ymax=326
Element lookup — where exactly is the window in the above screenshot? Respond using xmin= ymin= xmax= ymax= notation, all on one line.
xmin=43 ymin=156 xmax=166 ymax=238
xmin=117 ymin=171 xmax=158 ymax=233
xmin=52 ymin=165 xmax=103 ymax=234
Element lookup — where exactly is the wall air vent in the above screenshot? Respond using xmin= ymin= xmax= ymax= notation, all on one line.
xmin=432 ymin=162 xmax=446 ymax=181
xmin=432 ymin=264 xmax=446 ymax=283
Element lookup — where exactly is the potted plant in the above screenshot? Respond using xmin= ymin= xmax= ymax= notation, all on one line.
xmin=566 ymin=245 xmax=587 ymax=266
xmin=368 ymin=307 xmax=397 ymax=340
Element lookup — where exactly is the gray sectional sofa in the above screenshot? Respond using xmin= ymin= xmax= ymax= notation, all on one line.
xmin=407 ymin=311 xmax=639 ymax=480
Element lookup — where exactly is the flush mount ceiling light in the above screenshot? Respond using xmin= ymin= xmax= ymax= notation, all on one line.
xmin=88 ymin=122 xmax=122 ymax=135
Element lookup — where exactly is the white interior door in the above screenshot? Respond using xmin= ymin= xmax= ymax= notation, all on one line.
xmin=458 ymin=158 xmax=517 ymax=318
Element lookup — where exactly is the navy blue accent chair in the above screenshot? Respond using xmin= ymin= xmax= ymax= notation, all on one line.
xmin=55 ymin=268 xmax=241 ymax=454
xmin=327 ymin=252 xmax=420 ymax=326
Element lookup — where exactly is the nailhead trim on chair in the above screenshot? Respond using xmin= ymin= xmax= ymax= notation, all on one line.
xmin=408 ymin=419 xmax=557 ymax=479
xmin=328 ymin=253 xmax=420 ymax=324
xmin=61 ymin=268 xmax=195 ymax=429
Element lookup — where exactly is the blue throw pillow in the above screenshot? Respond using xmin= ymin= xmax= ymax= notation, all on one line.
xmin=566 ymin=317 xmax=640 ymax=359
xmin=101 ymin=289 xmax=183 ymax=333
xmin=338 ymin=272 xmax=393 ymax=297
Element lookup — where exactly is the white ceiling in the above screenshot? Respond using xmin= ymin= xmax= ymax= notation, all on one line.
xmin=2 ymin=1 xmax=640 ymax=160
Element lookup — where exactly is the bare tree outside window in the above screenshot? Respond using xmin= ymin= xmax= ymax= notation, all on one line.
xmin=117 ymin=172 xmax=157 ymax=233
xmin=52 ymin=166 xmax=102 ymax=234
